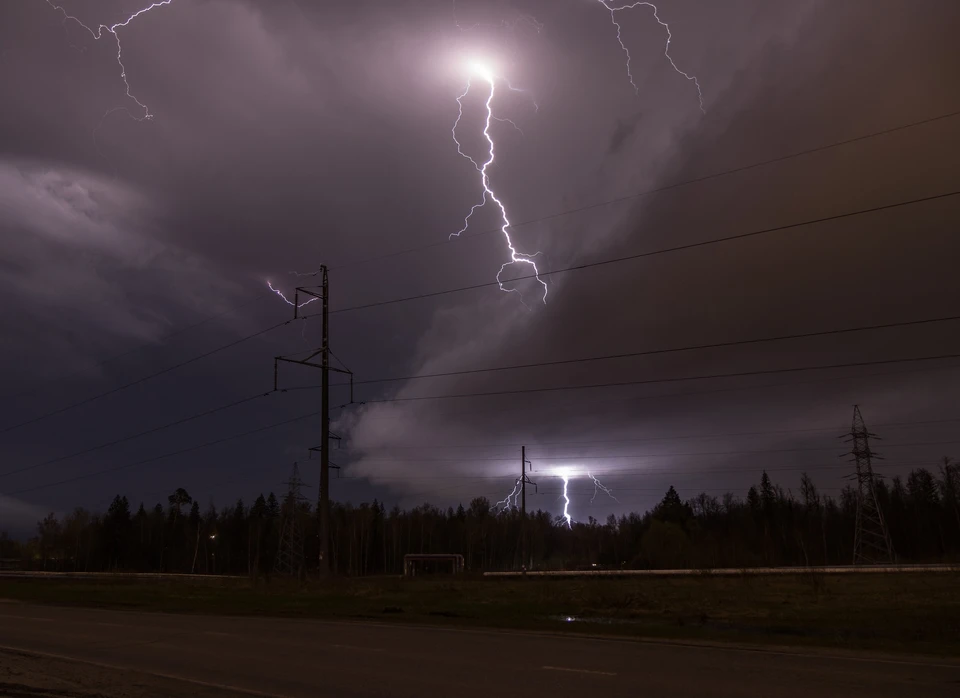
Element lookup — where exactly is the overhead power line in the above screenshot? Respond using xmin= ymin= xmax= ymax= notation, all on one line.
xmin=0 ymin=319 xmax=293 ymax=437
xmin=343 ymin=360 xmax=960 ymax=426
xmin=327 ymin=416 xmax=960 ymax=452
xmin=340 ymin=439 xmax=960 ymax=463
xmin=328 ymin=109 xmax=960 ymax=272
xmin=0 ymin=391 xmax=275 ymax=480
xmin=334 ymin=461 xmax=939 ymax=481
xmin=5 ymin=192 xmax=957 ymax=441
xmin=314 ymin=190 xmax=959 ymax=316
xmin=542 ymin=487 xmax=854 ymax=495
xmin=2 ymin=406 xmax=322 ymax=497
xmin=0 ymin=294 xmax=272 ymax=403
xmin=8 ymin=109 xmax=953 ymax=413
xmin=40 ymin=352 xmax=922 ymax=493
xmin=12 ymin=314 xmax=957 ymax=481
xmin=9 ymin=190 xmax=954 ymax=439
xmin=5 ymin=112 xmax=955 ymax=442
xmin=355 ymin=352 xmax=960 ymax=404
xmin=333 ymin=314 xmax=960 ymax=387
xmin=2 ymin=399 xmax=357 ymax=497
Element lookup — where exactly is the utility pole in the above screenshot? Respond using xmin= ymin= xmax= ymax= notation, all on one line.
xmin=275 ymin=462 xmax=307 ymax=579
xmin=319 ymin=266 xmax=330 ymax=576
xmin=520 ymin=446 xmax=534 ymax=573
xmin=272 ymin=266 xmax=352 ymax=578
xmin=521 ymin=446 xmax=526 ymax=573
xmin=842 ymin=405 xmax=894 ymax=565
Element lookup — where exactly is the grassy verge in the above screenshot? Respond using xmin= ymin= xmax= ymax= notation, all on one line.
xmin=2 ymin=572 xmax=958 ymax=656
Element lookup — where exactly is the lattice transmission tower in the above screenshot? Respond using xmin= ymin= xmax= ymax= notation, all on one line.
xmin=275 ymin=462 xmax=308 ymax=578
xmin=842 ymin=405 xmax=894 ymax=565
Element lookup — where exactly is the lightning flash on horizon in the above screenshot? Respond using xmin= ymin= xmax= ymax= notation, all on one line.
xmin=43 ymin=0 xmax=174 ymax=121
xmin=597 ymin=1 xmax=705 ymax=113
xmin=451 ymin=63 xmax=548 ymax=305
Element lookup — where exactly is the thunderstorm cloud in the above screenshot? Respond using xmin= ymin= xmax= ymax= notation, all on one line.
xmin=0 ymin=0 xmax=956 ymax=526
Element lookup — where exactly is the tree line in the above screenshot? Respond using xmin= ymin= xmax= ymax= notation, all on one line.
xmin=3 ymin=461 xmax=959 ymax=574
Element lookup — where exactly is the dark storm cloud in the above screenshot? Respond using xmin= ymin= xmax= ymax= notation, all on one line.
xmin=0 ymin=159 xmax=237 ymax=371
xmin=0 ymin=0 xmax=957 ymax=527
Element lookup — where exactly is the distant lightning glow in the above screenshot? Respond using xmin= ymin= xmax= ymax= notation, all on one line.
xmin=588 ymin=472 xmax=620 ymax=504
xmin=598 ymin=1 xmax=705 ymax=113
xmin=450 ymin=64 xmax=548 ymax=305
xmin=43 ymin=0 xmax=174 ymax=121
xmin=560 ymin=475 xmax=573 ymax=529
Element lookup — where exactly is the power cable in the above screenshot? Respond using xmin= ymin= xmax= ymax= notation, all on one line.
xmin=0 ymin=319 xmax=293 ymax=436
xmin=327 ymin=109 xmax=960 ymax=272
xmin=339 ymin=360 xmax=960 ymax=426
xmin=5 ymin=113 xmax=956 ymax=442
xmin=2 ymin=406 xmax=324 ymax=497
xmin=7 ymin=191 xmax=955 ymax=437
xmin=310 ymin=190 xmax=960 ymax=316
xmin=333 ymin=461 xmax=940 ymax=481
xmin=336 ymin=439 xmax=960 ymax=463
xmin=349 ymin=352 xmax=960 ymax=404
xmin=0 ymin=390 xmax=275 ymax=479
xmin=326 ymin=416 xmax=960 ymax=452
xmin=0 ymin=294 xmax=272 ymax=402
xmin=326 ymin=314 xmax=960 ymax=387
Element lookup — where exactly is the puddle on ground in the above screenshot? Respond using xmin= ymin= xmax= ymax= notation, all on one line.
xmin=548 ymin=615 xmax=642 ymax=626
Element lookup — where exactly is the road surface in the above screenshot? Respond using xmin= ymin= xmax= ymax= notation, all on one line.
xmin=0 ymin=604 xmax=957 ymax=697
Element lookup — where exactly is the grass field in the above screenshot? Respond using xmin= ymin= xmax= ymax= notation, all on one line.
xmin=2 ymin=572 xmax=958 ymax=655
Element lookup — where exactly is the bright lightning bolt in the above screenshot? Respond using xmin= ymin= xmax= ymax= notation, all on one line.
xmin=598 ymin=1 xmax=705 ymax=113
xmin=494 ymin=478 xmax=522 ymax=511
xmin=265 ymin=267 xmax=328 ymax=309
xmin=588 ymin=472 xmax=620 ymax=504
xmin=43 ymin=0 xmax=174 ymax=121
xmin=560 ymin=475 xmax=573 ymax=529
xmin=450 ymin=63 xmax=548 ymax=305
xmin=267 ymin=281 xmax=319 ymax=309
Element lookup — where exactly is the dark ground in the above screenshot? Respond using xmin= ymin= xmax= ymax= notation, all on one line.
xmin=1 ymin=602 xmax=959 ymax=698
xmin=1 ymin=571 xmax=958 ymax=655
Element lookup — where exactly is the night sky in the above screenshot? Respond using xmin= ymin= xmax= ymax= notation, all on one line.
xmin=1 ymin=0 xmax=958 ymax=535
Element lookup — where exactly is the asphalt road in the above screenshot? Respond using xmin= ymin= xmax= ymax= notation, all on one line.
xmin=0 ymin=604 xmax=958 ymax=698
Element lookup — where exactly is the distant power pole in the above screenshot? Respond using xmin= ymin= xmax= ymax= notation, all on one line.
xmin=843 ymin=405 xmax=894 ymax=565
xmin=273 ymin=266 xmax=353 ymax=577
xmin=520 ymin=446 xmax=535 ymax=573
xmin=275 ymin=462 xmax=307 ymax=578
